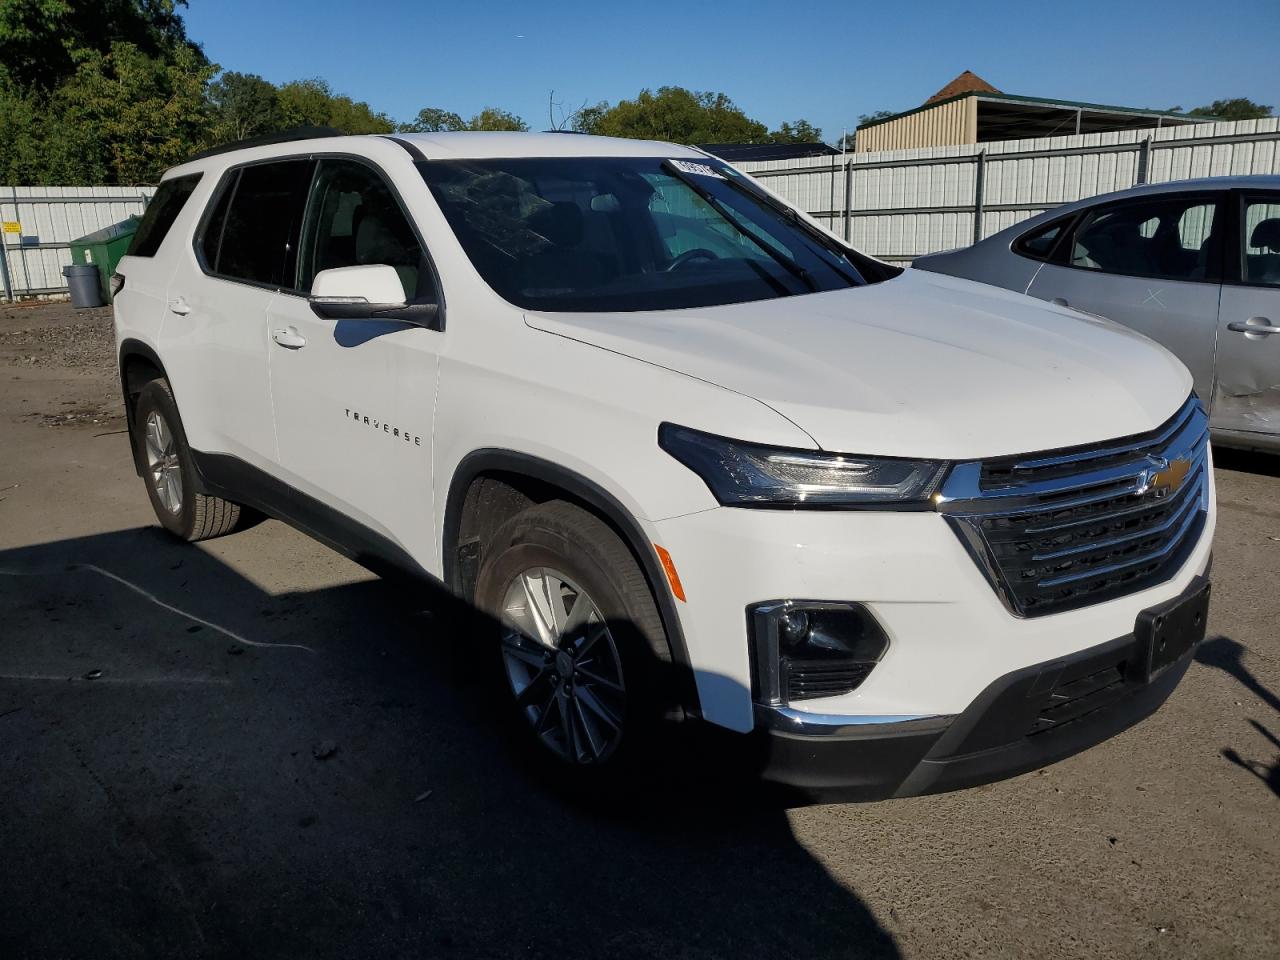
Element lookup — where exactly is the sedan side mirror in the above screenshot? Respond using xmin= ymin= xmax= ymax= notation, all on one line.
xmin=308 ymin=264 xmax=439 ymax=328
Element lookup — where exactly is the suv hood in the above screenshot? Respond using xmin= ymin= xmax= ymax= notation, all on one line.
xmin=525 ymin=268 xmax=1192 ymax=460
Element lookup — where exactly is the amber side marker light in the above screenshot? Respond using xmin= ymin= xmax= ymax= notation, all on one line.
xmin=653 ymin=544 xmax=686 ymax=602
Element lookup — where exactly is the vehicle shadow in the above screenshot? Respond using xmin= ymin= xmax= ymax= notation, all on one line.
xmin=0 ymin=527 xmax=901 ymax=960
xmin=1195 ymin=636 xmax=1280 ymax=800
xmin=1211 ymin=444 xmax=1280 ymax=478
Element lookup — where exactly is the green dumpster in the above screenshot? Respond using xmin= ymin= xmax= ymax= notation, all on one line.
xmin=69 ymin=216 xmax=140 ymax=303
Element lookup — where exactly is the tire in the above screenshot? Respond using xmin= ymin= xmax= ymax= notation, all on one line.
xmin=133 ymin=378 xmax=247 ymax=542
xmin=473 ymin=500 xmax=674 ymax=780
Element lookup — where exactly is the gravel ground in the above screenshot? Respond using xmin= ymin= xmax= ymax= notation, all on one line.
xmin=0 ymin=299 xmax=1276 ymax=960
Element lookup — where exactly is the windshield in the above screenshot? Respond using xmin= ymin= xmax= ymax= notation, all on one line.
xmin=417 ymin=156 xmax=869 ymax=312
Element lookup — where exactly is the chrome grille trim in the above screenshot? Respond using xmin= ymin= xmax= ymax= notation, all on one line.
xmin=937 ymin=396 xmax=1210 ymax=618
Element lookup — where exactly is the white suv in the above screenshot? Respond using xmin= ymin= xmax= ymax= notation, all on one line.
xmin=112 ymin=131 xmax=1214 ymax=799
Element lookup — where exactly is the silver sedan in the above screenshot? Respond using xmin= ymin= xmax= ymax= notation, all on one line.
xmin=915 ymin=175 xmax=1280 ymax=453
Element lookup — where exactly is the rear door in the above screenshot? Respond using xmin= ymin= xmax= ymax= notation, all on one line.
xmin=265 ymin=155 xmax=443 ymax=565
xmin=165 ymin=157 xmax=314 ymax=469
xmin=1026 ymin=192 xmax=1224 ymax=401
xmin=1210 ymin=192 xmax=1280 ymax=438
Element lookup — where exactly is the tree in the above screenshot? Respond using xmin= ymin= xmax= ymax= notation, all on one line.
xmin=52 ymin=41 xmax=216 ymax=184
xmin=769 ymin=119 xmax=823 ymax=144
xmin=207 ymin=71 xmax=283 ymax=143
xmin=467 ymin=107 xmax=529 ymax=131
xmin=587 ymin=87 xmax=769 ymax=144
xmin=276 ymin=78 xmax=394 ymax=134
xmin=572 ymin=101 xmax=609 ymax=135
xmin=1182 ymin=98 xmax=1273 ymax=121
xmin=400 ymin=106 xmax=467 ymax=133
xmin=0 ymin=0 xmax=204 ymax=91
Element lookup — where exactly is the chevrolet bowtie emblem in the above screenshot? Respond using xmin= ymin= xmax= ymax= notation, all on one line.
xmin=1135 ymin=454 xmax=1189 ymax=497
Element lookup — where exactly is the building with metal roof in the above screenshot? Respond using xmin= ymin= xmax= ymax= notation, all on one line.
xmin=855 ymin=71 xmax=1207 ymax=153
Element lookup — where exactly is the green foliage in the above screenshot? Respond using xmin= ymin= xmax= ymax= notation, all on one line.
xmin=585 ymin=87 xmax=769 ymax=144
xmin=207 ymin=71 xmax=283 ymax=142
xmin=1185 ymin=98 xmax=1274 ymax=120
xmin=276 ymin=78 xmax=394 ymax=134
xmin=467 ymin=107 xmax=529 ymax=131
xmin=572 ymin=87 xmax=820 ymax=145
xmin=858 ymin=109 xmax=896 ymax=125
xmin=399 ymin=107 xmax=467 ymax=133
xmin=0 ymin=0 xmax=203 ymax=91
xmin=769 ymin=119 xmax=823 ymax=144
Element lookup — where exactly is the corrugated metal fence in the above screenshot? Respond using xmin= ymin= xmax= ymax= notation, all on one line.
xmin=0 ymin=186 xmax=155 ymax=299
xmin=4 ymin=117 xmax=1279 ymax=298
xmin=734 ymin=117 xmax=1280 ymax=261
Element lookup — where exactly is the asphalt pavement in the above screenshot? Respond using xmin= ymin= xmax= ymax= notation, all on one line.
xmin=1 ymin=301 xmax=1277 ymax=959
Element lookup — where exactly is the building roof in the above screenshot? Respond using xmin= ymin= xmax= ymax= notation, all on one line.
xmin=925 ymin=70 xmax=1000 ymax=105
xmin=698 ymin=142 xmax=839 ymax=162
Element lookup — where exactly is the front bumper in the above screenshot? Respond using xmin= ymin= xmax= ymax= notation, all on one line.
xmin=754 ymin=575 xmax=1209 ymax=800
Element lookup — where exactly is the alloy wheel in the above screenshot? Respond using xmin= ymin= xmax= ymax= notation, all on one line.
xmin=144 ymin=409 xmax=183 ymax=515
xmin=500 ymin=567 xmax=626 ymax=764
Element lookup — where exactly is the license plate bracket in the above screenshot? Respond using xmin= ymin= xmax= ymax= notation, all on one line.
xmin=1133 ymin=578 xmax=1211 ymax=683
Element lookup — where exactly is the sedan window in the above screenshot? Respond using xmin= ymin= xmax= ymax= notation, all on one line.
xmin=1243 ymin=199 xmax=1280 ymax=287
xmin=1069 ymin=197 xmax=1218 ymax=282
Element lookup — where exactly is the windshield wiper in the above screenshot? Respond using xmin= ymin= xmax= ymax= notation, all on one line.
xmin=660 ymin=160 xmax=816 ymax=293
xmin=710 ymin=164 xmax=864 ymax=287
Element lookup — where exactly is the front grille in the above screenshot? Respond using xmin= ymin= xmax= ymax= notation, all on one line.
xmin=939 ymin=397 xmax=1209 ymax=617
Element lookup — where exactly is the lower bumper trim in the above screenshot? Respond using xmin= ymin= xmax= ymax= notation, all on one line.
xmin=754 ymin=575 xmax=1208 ymax=802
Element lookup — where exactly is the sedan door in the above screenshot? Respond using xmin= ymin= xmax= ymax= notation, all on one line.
xmin=1210 ymin=193 xmax=1280 ymax=442
xmin=1026 ymin=193 xmax=1224 ymax=402
xmin=265 ymin=156 xmax=443 ymax=568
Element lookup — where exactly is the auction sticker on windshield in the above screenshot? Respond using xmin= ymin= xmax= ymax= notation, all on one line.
xmin=667 ymin=159 xmax=725 ymax=179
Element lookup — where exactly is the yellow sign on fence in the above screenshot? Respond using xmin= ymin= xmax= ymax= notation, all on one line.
xmin=1 ymin=221 xmax=20 ymax=234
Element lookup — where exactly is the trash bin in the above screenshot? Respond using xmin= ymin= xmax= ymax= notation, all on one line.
xmin=69 ymin=215 xmax=140 ymax=303
xmin=63 ymin=263 xmax=104 ymax=309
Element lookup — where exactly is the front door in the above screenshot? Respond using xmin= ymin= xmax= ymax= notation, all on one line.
xmin=266 ymin=156 xmax=443 ymax=567
xmin=1026 ymin=192 xmax=1224 ymax=403
xmin=1211 ymin=193 xmax=1280 ymax=438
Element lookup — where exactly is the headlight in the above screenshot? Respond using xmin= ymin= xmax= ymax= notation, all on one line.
xmin=659 ymin=423 xmax=947 ymax=507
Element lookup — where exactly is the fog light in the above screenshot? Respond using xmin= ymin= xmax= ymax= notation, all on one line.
xmin=778 ymin=609 xmax=811 ymax=647
xmin=749 ymin=600 xmax=889 ymax=704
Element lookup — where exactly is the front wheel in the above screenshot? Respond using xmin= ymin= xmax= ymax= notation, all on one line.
xmin=474 ymin=501 xmax=673 ymax=775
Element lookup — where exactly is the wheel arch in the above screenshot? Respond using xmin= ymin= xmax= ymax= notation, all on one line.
xmin=443 ymin=449 xmax=699 ymax=717
xmin=118 ymin=338 xmax=169 ymax=476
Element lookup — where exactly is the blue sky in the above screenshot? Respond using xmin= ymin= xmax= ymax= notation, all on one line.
xmin=184 ymin=0 xmax=1279 ymax=140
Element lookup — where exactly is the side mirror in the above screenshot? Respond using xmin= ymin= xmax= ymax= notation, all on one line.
xmin=308 ymin=264 xmax=439 ymax=327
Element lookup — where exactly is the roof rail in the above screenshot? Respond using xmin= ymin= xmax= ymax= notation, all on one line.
xmin=187 ymin=126 xmax=346 ymax=162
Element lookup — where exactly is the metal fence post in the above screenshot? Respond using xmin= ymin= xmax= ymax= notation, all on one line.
xmin=972 ymin=151 xmax=986 ymax=246
xmin=843 ymin=157 xmax=853 ymax=242
xmin=1136 ymin=137 xmax=1151 ymax=185
xmin=0 ymin=236 xmax=13 ymax=302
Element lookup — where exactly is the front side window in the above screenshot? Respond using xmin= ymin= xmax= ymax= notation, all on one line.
xmin=206 ymin=159 xmax=315 ymax=288
xmin=1068 ymin=196 xmax=1219 ymax=282
xmin=128 ymin=173 xmax=202 ymax=257
xmin=298 ymin=159 xmax=433 ymax=301
xmin=1242 ymin=197 xmax=1280 ymax=287
xmin=418 ymin=156 xmax=867 ymax=312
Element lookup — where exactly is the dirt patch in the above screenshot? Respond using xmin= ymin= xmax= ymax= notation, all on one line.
xmin=0 ymin=303 xmax=116 ymax=374
xmin=0 ymin=301 xmax=123 ymax=430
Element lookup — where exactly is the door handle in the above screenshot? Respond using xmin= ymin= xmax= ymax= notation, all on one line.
xmin=1227 ymin=317 xmax=1279 ymax=337
xmin=272 ymin=327 xmax=307 ymax=349
xmin=1050 ymin=297 xmax=1069 ymax=307
xmin=167 ymin=296 xmax=191 ymax=316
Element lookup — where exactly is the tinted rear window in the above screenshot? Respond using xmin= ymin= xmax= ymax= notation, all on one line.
xmin=208 ymin=159 xmax=315 ymax=288
xmin=127 ymin=174 xmax=202 ymax=257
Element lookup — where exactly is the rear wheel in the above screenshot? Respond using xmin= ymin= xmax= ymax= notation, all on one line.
xmin=474 ymin=501 xmax=673 ymax=777
xmin=134 ymin=379 xmax=249 ymax=542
